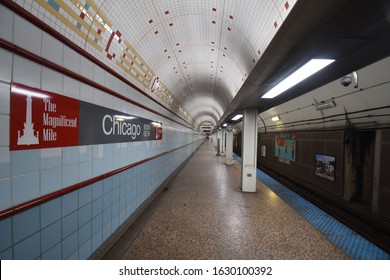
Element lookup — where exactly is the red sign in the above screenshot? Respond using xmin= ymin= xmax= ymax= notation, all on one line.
xmin=155 ymin=125 xmax=162 ymax=140
xmin=10 ymin=83 xmax=79 ymax=150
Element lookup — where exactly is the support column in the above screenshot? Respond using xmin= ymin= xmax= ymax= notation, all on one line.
xmin=241 ymin=108 xmax=258 ymax=192
xmin=225 ymin=124 xmax=233 ymax=165
xmin=221 ymin=127 xmax=226 ymax=155
xmin=216 ymin=128 xmax=222 ymax=156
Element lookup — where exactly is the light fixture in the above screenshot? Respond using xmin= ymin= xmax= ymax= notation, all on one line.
xmin=115 ymin=115 xmax=135 ymax=121
xmin=271 ymin=115 xmax=280 ymax=122
xmin=223 ymin=123 xmax=227 ymax=127
xmin=262 ymin=59 xmax=335 ymax=99
xmin=231 ymin=114 xmax=243 ymax=121
xmin=315 ymin=100 xmax=336 ymax=110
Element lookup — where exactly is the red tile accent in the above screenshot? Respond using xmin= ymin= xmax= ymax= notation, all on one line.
xmin=176 ymin=43 xmax=180 ymax=46
xmin=212 ymin=8 xmax=216 ymax=12
xmin=80 ymin=12 xmax=85 ymax=20
xmin=164 ymin=49 xmax=167 ymax=52
xmin=97 ymin=29 xmax=102 ymax=35
xmin=227 ymin=27 xmax=231 ymax=31
xmin=155 ymin=30 xmax=159 ymax=34
xmin=169 ymin=23 xmax=173 ymax=26
xmin=212 ymin=20 xmax=216 ymax=24
xmin=149 ymin=19 xmax=153 ymax=24
xmin=285 ymin=1 xmax=290 ymax=10
xmin=274 ymin=21 xmax=278 ymax=28
xmin=165 ymin=10 xmax=169 ymax=15
xmin=229 ymin=15 xmax=233 ymax=20
xmin=258 ymin=50 xmax=261 ymax=55
xmin=211 ymin=41 xmax=215 ymax=44
xmin=253 ymin=58 xmax=256 ymax=63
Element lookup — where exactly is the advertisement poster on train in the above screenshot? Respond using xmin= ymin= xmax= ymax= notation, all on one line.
xmin=261 ymin=145 xmax=266 ymax=157
xmin=274 ymin=133 xmax=296 ymax=163
xmin=315 ymin=154 xmax=336 ymax=182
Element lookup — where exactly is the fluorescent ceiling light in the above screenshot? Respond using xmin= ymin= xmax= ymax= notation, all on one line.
xmin=231 ymin=114 xmax=243 ymax=121
xmin=315 ymin=100 xmax=336 ymax=110
xmin=271 ymin=115 xmax=280 ymax=122
xmin=262 ymin=59 xmax=335 ymax=99
xmin=223 ymin=123 xmax=227 ymax=127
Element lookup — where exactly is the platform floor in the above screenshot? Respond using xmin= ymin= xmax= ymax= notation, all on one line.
xmin=104 ymin=141 xmax=349 ymax=260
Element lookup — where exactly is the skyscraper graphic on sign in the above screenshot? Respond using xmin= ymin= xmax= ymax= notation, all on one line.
xmin=17 ymin=94 xmax=39 ymax=145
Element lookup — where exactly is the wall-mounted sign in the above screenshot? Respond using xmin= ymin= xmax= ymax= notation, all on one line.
xmin=79 ymin=101 xmax=162 ymax=145
xmin=10 ymin=83 xmax=79 ymax=150
xmin=10 ymin=83 xmax=162 ymax=150
xmin=275 ymin=133 xmax=296 ymax=163
xmin=315 ymin=154 xmax=336 ymax=182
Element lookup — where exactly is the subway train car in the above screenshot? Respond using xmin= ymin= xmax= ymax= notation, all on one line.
xmin=233 ymin=56 xmax=390 ymax=253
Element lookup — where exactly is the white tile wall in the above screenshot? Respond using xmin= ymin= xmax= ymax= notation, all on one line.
xmin=42 ymin=32 xmax=63 ymax=66
xmin=42 ymin=67 xmax=63 ymax=94
xmin=80 ymin=56 xmax=94 ymax=81
xmin=63 ymin=46 xmax=80 ymax=75
xmin=0 ymin=115 xmax=9 ymax=146
xmin=0 ymin=49 xmax=12 ymax=83
xmin=80 ymin=83 xmax=94 ymax=103
xmin=12 ymin=172 xmax=40 ymax=205
xmin=0 ymin=178 xmax=11 ymax=211
xmin=63 ymin=76 xmax=80 ymax=99
xmin=93 ymin=63 xmax=105 ymax=84
xmin=0 ymin=5 xmax=14 ymax=42
xmin=0 ymin=6 xmax=204 ymax=260
xmin=13 ymin=56 xmax=41 ymax=88
xmin=0 ymin=147 xmax=10 ymax=179
xmin=13 ymin=15 xmax=42 ymax=57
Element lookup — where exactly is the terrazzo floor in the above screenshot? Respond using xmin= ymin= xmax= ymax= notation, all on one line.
xmin=119 ymin=141 xmax=347 ymax=260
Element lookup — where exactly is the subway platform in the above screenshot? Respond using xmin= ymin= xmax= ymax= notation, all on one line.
xmin=104 ymin=141 xmax=389 ymax=260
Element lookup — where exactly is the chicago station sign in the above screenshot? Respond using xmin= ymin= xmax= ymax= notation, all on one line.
xmin=10 ymin=83 xmax=162 ymax=151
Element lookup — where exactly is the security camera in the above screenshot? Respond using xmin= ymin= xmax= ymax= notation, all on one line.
xmin=340 ymin=71 xmax=358 ymax=88
xmin=340 ymin=75 xmax=352 ymax=87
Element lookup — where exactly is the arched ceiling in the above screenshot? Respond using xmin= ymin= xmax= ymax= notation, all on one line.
xmin=11 ymin=0 xmax=297 ymax=128
xmin=9 ymin=0 xmax=390 ymax=131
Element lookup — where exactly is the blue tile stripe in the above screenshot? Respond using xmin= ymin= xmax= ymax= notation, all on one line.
xmin=233 ymin=154 xmax=390 ymax=260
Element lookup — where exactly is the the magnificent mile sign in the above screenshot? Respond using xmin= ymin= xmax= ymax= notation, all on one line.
xmin=10 ymin=83 xmax=162 ymax=150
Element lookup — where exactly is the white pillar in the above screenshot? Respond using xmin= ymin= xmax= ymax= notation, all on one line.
xmin=225 ymin=124 xmax=233 ymax=165
xmin=216 ymin=128 xmax=222 ymax=156
xmin=241 ymin=108 xmax=258 ymax=192
xmin=221 ymin=127 xmax=226 ymax=155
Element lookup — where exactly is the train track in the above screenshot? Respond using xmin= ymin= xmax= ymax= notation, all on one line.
xmin=234 ymin=149 xmax=390 ymax=255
